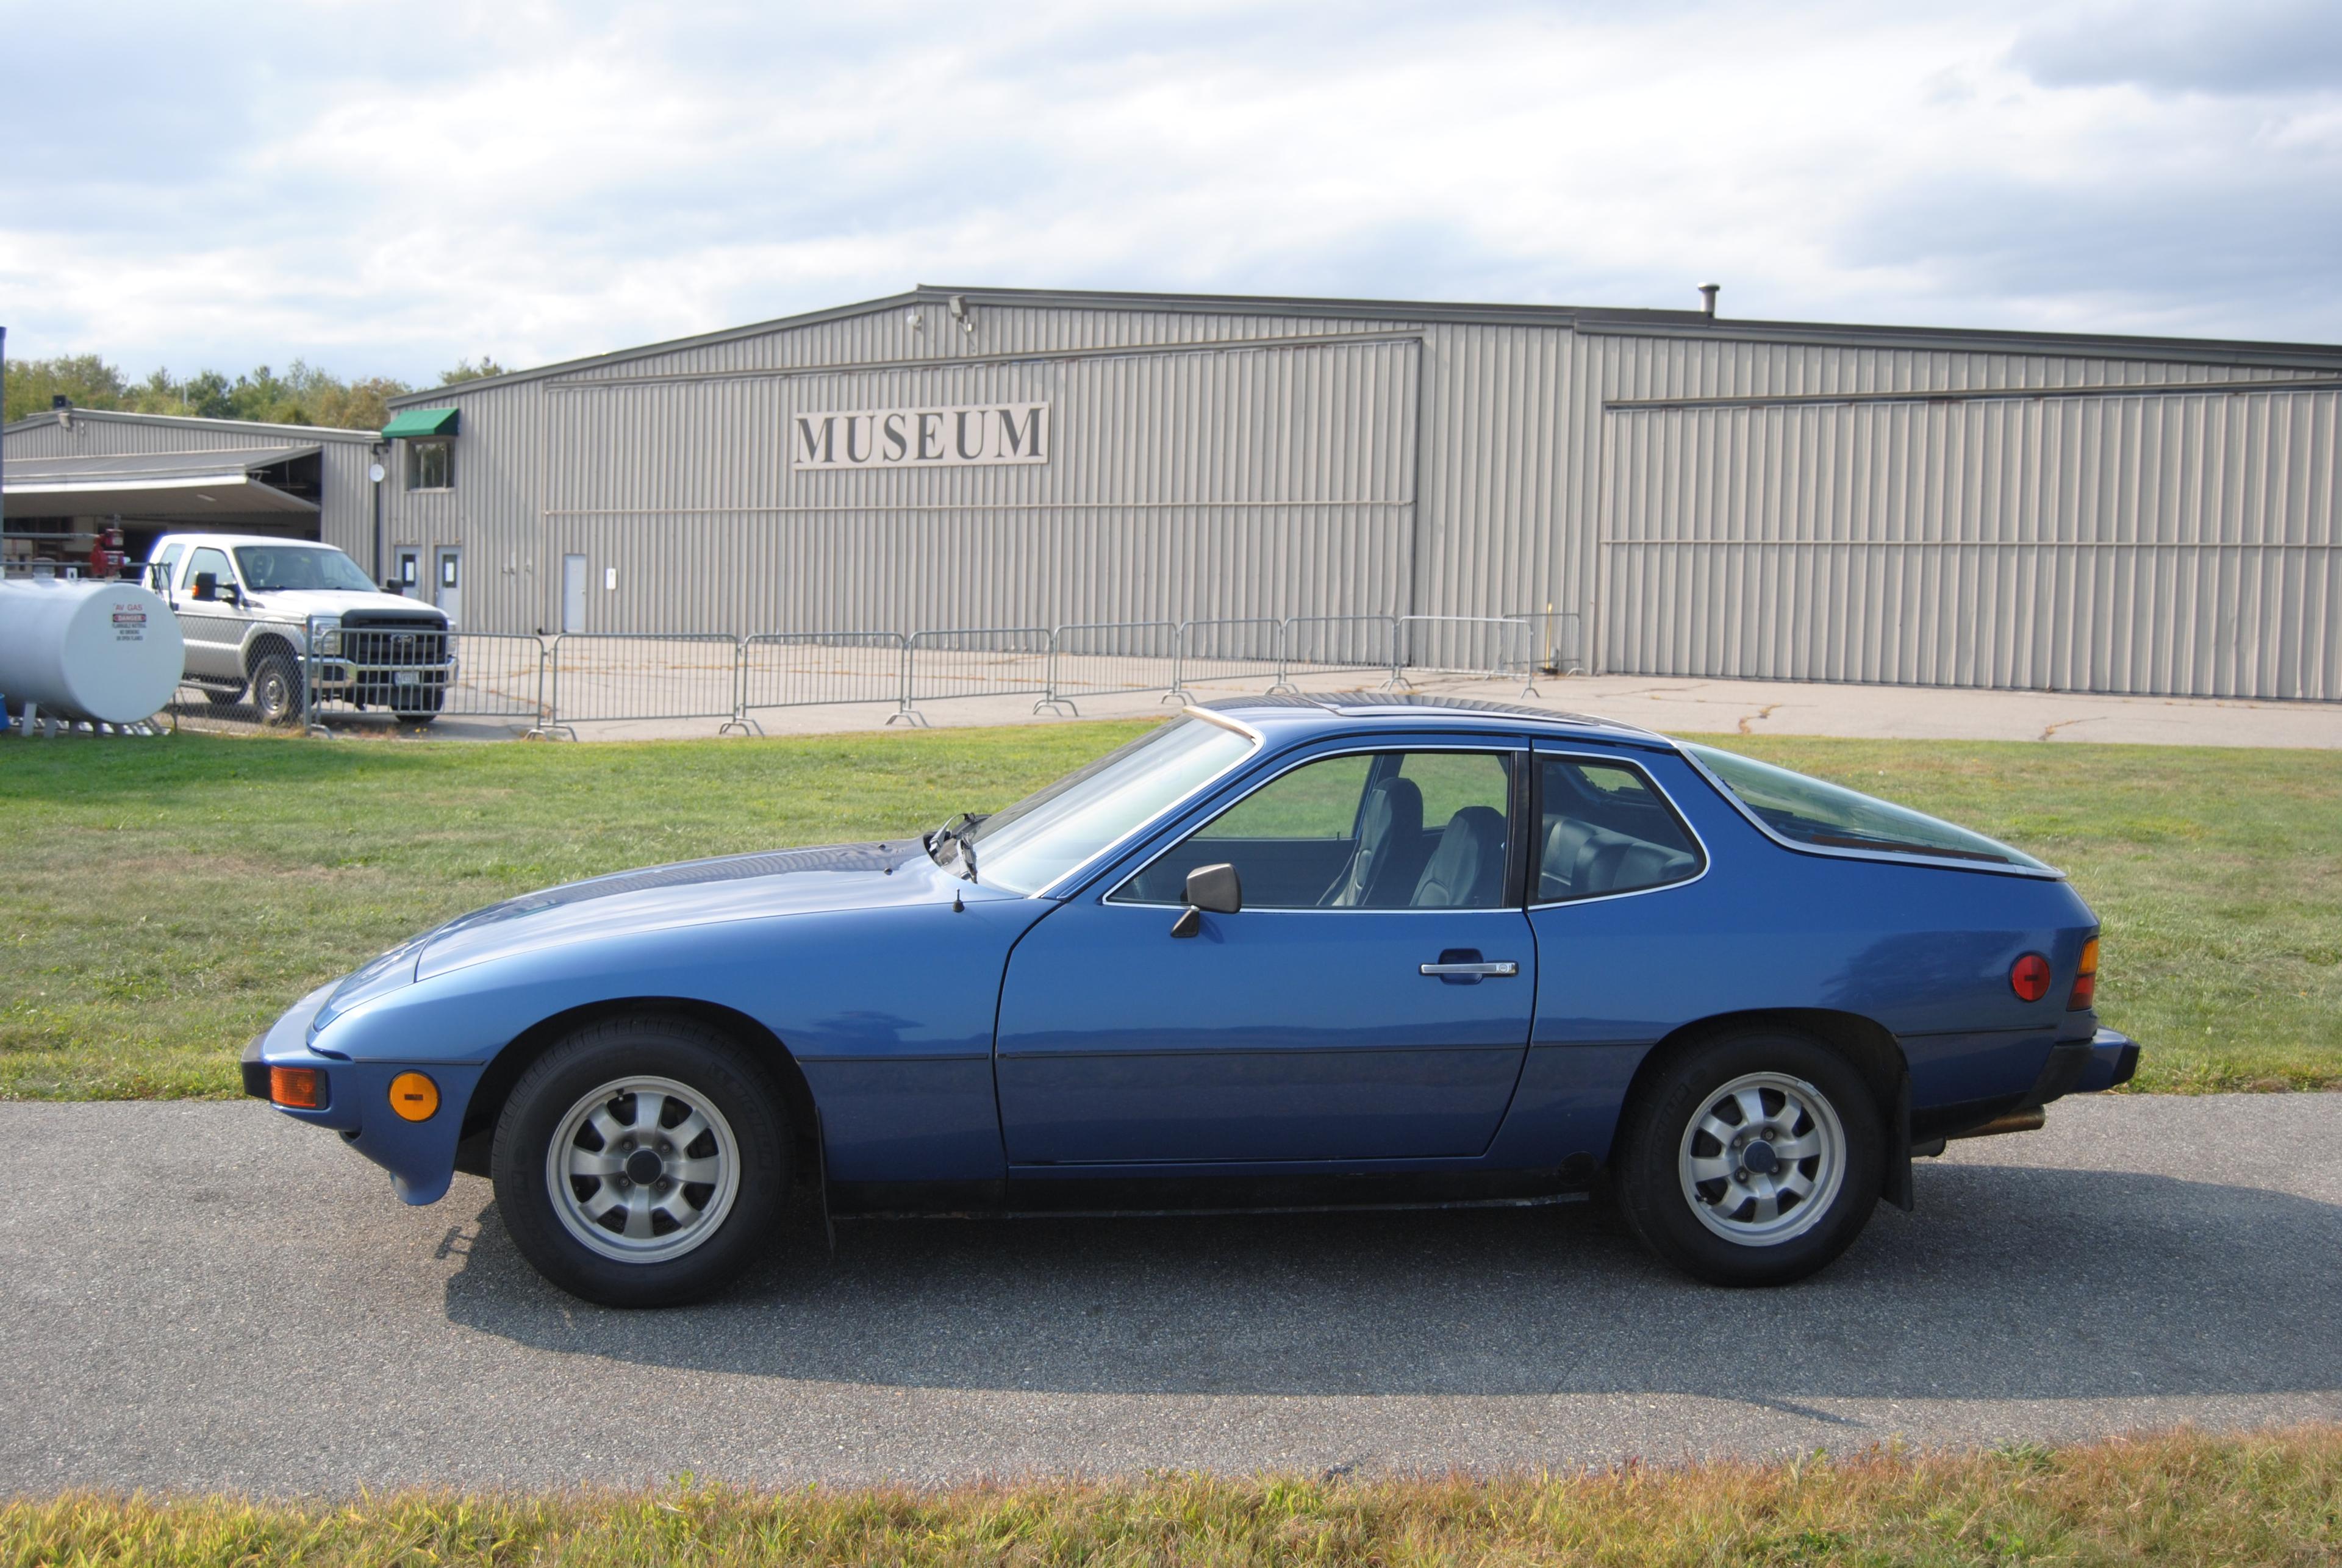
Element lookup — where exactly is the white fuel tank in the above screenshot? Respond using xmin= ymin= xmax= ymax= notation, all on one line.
xmin=0 ymin=578 xmax=187 ymax=725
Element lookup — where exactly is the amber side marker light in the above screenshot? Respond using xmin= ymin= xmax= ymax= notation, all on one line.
xmin=389 ymin=1072 xmax=440 ymax=1123
xmin=2010 ymin=952 xmax=2053 ymax=1003
xmin=2068 ymin=936 xmax=2100 ymax=1011
xmin=270 ymin=1066 xmax=327 ymax=1109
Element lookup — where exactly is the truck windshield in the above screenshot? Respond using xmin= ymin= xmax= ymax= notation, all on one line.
xmin=234 ymin=546 xmax=378 ymax=593
xmin=961 ymin=715 xmax=1258 ymax=895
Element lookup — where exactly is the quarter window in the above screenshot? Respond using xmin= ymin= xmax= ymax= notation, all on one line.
xmin=1120 ymin=750 xmax=1516 ymax=910
xmin=1536 ymin=758 xmax=1702 ymax=901
xmin=1683 ymin=743 xmax=2044 ymax=870
xmin=406 ymin=438 xmax=454 ymax=491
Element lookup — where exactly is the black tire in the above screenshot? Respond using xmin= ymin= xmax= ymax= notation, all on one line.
xmin=1613 ymin=1028 xmax=1883 ymax=1287
xmin=492 ymin=1016 xmax=790 ymax=1307
xmin=250 ymin=653 xmax=304 ymax=726
xmin=202 ymin=685 xmax=247 ymax=707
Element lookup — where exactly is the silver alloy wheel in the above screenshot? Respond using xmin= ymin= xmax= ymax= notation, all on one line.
xmin=1677 ymin=1070 xmax=1847 ymax=1246
xmin=545 ymin=1075 xmax=742 ymax=1264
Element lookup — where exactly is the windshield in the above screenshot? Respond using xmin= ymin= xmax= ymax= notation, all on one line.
xmin=958 ymin=715 xmax=1258 ymax=894
xmin=233 ymin=545 xmax=378 ymax=593
xmin=1684 ymin=743 xmax=2047 ymax=871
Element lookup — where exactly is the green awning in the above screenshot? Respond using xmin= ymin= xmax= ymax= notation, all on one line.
xmin=382 ymin=407 xmax=460 ymax=439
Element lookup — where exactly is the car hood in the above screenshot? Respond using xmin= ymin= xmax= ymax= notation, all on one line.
xmin=244 ymin=589 xmax=445 ymax=624
xmin=408 ymin=840 xmax=990 ymax=981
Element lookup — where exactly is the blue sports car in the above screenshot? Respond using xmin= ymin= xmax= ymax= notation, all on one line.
xmin=247 ymin=696 xmax=2138 ymax=1305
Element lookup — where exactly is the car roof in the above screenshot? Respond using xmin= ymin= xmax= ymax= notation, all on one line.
xmin=1194 ymin=692 xmax=1676 ymax=749
xmin=151 ymin=534 xmax=347 ymax=553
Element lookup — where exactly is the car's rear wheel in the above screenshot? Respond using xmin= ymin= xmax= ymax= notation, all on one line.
xmin=492 ymin=1017 xmax=790 ymax=1306
xmin=1613 ymin=1028 xmax=1882 ymax=1286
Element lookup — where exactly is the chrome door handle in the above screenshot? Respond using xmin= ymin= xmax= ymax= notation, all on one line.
xmin=1419 ymin=961 xmax=1519 ymax=977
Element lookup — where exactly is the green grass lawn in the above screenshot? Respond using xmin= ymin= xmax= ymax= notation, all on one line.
xmin=4 ymin=1427 xmax=2337 ymax=1566
xmin=2 ymin=724 xmax=2335 ymax=1099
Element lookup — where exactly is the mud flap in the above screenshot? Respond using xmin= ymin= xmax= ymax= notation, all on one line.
xmin=1883 ymin=1070 xmax=1914 ymax=1212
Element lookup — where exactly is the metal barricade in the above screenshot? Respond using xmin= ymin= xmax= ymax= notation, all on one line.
xmin=1039 ymin=621 xmax=1181 ymax=714
xmin=443 ymin=632 xmax=551 ymax=721
xmin=539 ymin=632 xmax=744 ymax=740
xmin=1168 ymin=617 xmax=1284 ymax=699
xmin=1275 ymin=614 xmax=1400 ymax=693
xmin=892 ymin=628 xmax=1051 ymax=726
xmin=1506 ymin=607 xmax=1586 ymax=676
xmin=737 ymin=632 xmax=909 ymax=732
xmin=1398 ymin=614 xmax=1540 ymax=696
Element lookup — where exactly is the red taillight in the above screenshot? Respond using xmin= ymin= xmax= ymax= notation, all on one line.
xmin=2067 ymin=936 xmax=2100 ymax=1011
xmin=2010 ymin=952 xmax=2052 ymax=1003
xmin=270 ymin=1065 xmax=326 ymax=1109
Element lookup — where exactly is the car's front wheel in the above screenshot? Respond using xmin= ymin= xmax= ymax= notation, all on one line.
xmin=1613 ymin=1028 xmax=1882 ymax=1287
xmin=492 ymin=1017 xmax=790 ymax=1306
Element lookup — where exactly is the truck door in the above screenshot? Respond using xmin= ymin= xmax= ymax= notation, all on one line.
xmin=175 ymin=546 xmax=243 ymax=682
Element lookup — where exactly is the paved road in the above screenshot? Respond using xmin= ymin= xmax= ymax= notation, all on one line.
xmin=4 ymin=1094 xmax=2337 ymax=1494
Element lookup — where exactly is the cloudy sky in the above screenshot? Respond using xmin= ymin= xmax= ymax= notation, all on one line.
xmin=4 ymin=0 xmax=2339 ymax=383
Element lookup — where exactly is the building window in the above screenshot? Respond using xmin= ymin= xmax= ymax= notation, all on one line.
xmin=406 ymin=439 xmax=454 ymax=491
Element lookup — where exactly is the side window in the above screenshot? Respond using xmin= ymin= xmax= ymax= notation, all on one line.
xmin=406 ymin=439 xmax=454 ymax=491
xmin=1117 ymin=750 xmax=1515 ymax=911
xmin=184 ymin=547 xmax=234 ymax=601
xmin=1536 ymin=757 xmax=1703 ymax=901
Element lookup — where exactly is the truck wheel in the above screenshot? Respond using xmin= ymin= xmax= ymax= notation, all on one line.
xmin=251 ymin=654 xmax=304 ymax=726
xmin=1613 ymin=1028 xmax=1882 ymax=1287
xmin=492 ymin=1017 xmax=791 ymax=1307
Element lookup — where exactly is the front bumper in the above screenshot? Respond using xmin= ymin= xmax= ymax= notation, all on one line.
xmin=245 ymin=981 xmax=485 ymax=1206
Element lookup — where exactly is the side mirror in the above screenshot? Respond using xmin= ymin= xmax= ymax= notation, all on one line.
xmin=384 ymin=580 xmax=403 ymax=595
xmin=1170 ymin=862 xmax=1242 ymax=938
xmin=220 ymin=583 xmax=243 ymax=606
xmin=191 ymin=571 xmax=218 ymax=602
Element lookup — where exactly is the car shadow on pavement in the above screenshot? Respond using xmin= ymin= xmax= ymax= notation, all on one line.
xmin=441 ymin=1161 xmax=2342 ymax=1402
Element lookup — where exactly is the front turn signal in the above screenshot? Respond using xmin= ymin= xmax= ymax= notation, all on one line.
xmin=270 ymin=1066 xmax=327 ymax=1109
xmin=389 ymin=1071 xmax=440 ymax=1122
xmin=2067 ymin=936 xmax=2100 ymax=1011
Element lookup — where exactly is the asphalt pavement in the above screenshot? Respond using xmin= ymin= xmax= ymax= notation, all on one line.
xmin=3 ymin=1093 xmax=2337 ymax=1494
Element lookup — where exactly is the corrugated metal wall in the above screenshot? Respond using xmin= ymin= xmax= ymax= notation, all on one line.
xmin=373 ymin=294 xmax=2342 ymax=701
xmin=539 ymin=335 xmax=1420 ymax=634
xmin=1600 ymin=385 xmax=2340 ymax=700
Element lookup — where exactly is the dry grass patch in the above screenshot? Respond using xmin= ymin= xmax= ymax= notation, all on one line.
xmin=3 ymin=1426 xmax=2338 ymax=1566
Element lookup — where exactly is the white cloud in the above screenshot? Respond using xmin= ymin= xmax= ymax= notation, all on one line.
xmin=2 ymin=0 xmax=2338 ymax=381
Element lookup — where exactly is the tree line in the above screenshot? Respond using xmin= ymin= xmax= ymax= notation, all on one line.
xmin=1 ymin=355 xmax=510 ymax=431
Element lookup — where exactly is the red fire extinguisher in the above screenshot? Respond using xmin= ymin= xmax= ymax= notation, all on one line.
xmin=90 ymin=525 xmax=127 ymax=579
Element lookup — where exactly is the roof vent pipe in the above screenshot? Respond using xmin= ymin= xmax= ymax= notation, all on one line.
xmin=1697 ymin=283 xmax=1720 ymax=318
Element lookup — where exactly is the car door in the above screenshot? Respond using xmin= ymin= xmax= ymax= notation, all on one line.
xmin=174 ymin=545 xmax=243 ymax=681
xmin=993 ymin=742 xmax=1537 ymax=1165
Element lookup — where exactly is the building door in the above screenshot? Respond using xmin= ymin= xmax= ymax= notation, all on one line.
xmin=561 ymin=554 xmax=588 ymax=632
xmin=434 ymin=547 xmax=462 ymax=625
xmin=394 ymin=549 xmax=420 ymax=599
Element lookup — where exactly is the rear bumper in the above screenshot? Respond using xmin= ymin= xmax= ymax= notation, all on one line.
xmin=2074 ymin=1026 xmax=2141 ymax=1094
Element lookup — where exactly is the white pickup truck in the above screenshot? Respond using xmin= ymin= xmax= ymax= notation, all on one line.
xmin=144 ymin=533 xmax=455 ymax=725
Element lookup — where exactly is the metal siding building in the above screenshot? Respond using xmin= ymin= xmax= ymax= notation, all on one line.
xmin=377 ymin=286 xmax=2342 ymax=700
xmin=2 ymin=408 xmax=379 ymax=570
